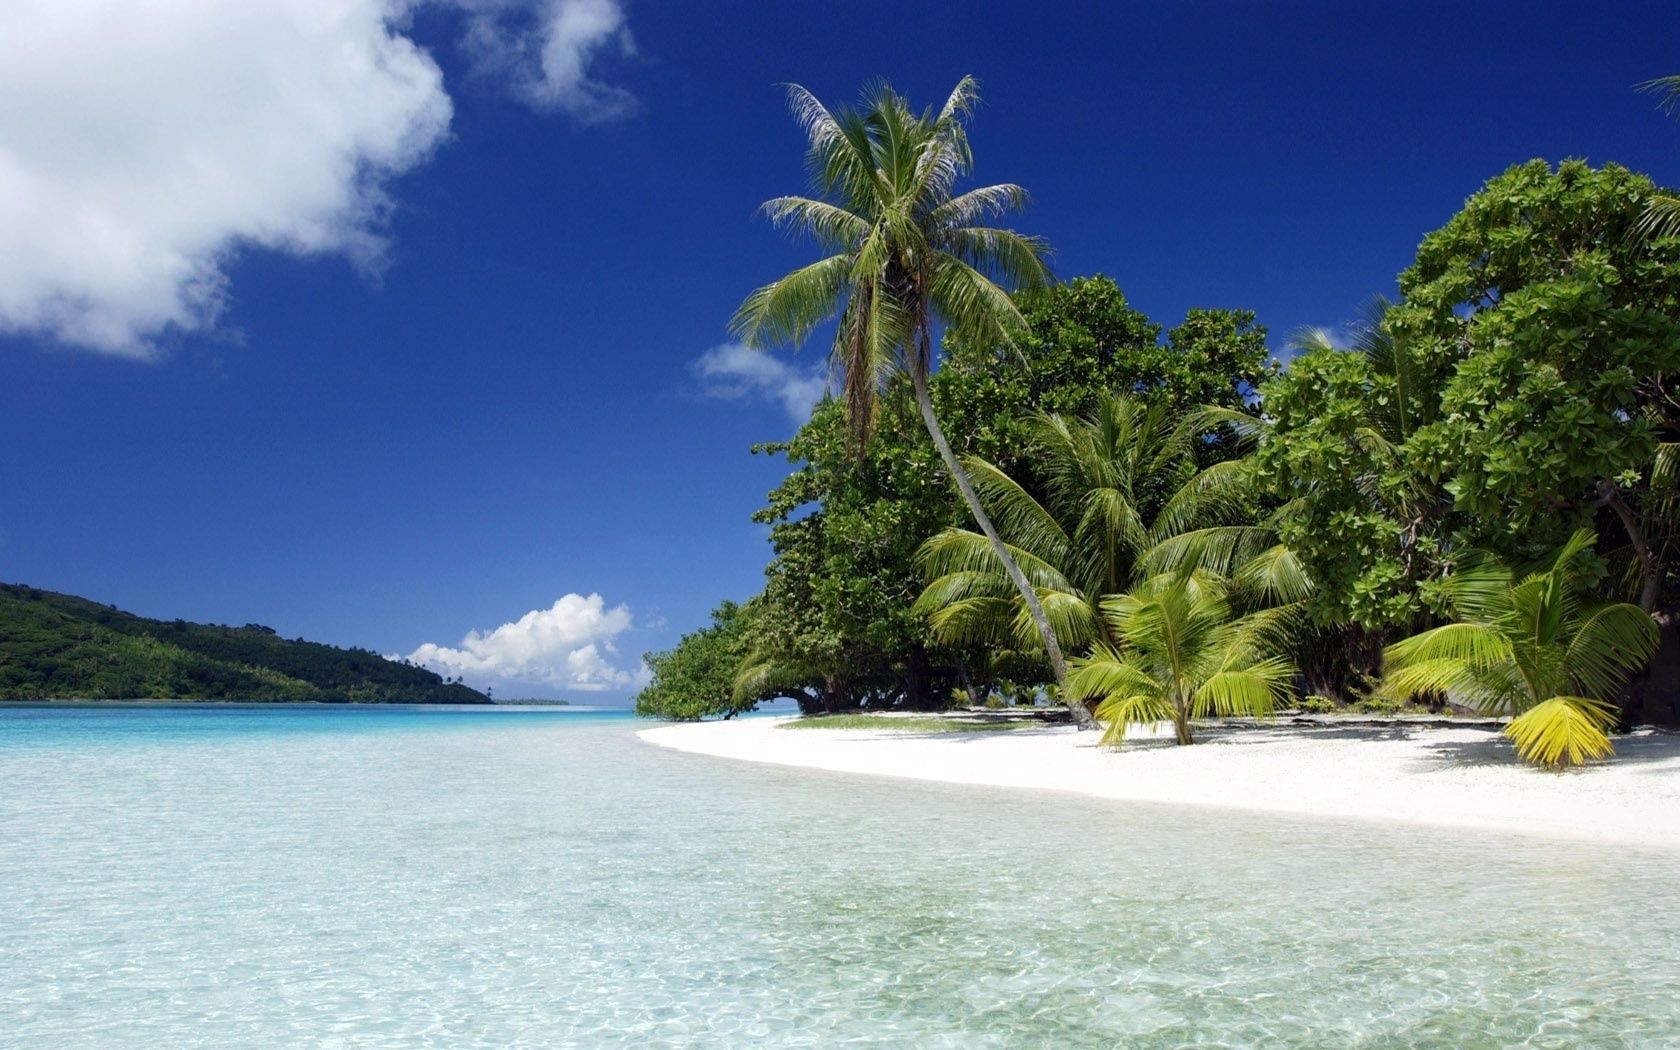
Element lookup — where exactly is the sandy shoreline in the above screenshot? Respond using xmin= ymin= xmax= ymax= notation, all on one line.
xmin=640 ymin=715 xmax=1680 ymax=849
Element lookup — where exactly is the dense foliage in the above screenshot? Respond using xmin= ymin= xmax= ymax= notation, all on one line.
xmin=914 ymin=393 xmax=1260 ymax=657
xmin=640 ymin=279 xmax=1279 ymax=718
xmin=935 ymin=277 xmax=1274 ymax=472
xmin=1260 ymin=161 xmax=1680 ymax=632
xmin=0 ymin=583 xmax=489 ymax=702
xmin=641 ymin=89 xmax=1680 ymax=767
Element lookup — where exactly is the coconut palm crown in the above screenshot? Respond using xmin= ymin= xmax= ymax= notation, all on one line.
xmin=729 ymin=76 xmax=1050 ymax=445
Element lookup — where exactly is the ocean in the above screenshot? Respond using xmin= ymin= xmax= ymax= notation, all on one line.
xmin=2 ymin=704 xmax=1675 ymax=1047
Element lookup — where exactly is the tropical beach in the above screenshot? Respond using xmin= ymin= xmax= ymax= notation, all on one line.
xmin=7 ymin=2 xmax=1680 ymax=1047
xmin=643 ymin=716 xmax=1680 ymax=848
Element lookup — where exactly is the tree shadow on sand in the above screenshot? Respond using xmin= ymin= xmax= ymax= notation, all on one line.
xmin=1416 ymin=727 xmax=1680 ymax=771
xmin=1122 ymin=720 xmax=1680 ymax=771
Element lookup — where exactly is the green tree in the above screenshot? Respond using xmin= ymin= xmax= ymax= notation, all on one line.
xmin=728 ymin=78 xmax=1098 ymax=726
xmin=935 ymin=276 xmax=1274 ymax=473
xmin=1259 ymin=162 xmax=1680 ymax=633
xmin=750 ymin=393 xmax=962 ymax=710
xmin=634 ymin=601 xmax=760 ymax=721
xmin=1253 ymin=300 xmax=1452 ymax=631
xmin=1067 ymin=565 xmax=1300 ymax=746
xmin=1393 ymin=160 xmax=1680 ymax=613
xmin=1382 ymin=531 xmax=1658 ymax=768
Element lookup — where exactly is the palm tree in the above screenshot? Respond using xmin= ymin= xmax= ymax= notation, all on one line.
xmin=1382 ymin=530 xmax=1658 ymax=768
xmin=729 ymin=78 xmax=1094 ymax=725
xmin=913 ymin=393 xmax=1263 ymax=658
xmin=1067 ymin=565 xmax=1300 ymax=746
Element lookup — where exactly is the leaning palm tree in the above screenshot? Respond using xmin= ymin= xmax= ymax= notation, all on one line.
xmin=914 ymin=393 xmax=1263 ymax=658
xmin=1382 ymin=530 xmax=1658 ymax=768
xmin=1067 ymin=565 xmax=1300 ymax=746
xmin=729 ymin=77 xmax=1091 ymax=724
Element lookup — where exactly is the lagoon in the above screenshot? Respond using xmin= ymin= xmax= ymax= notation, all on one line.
xmin=2 ymin=705 xmax=1677 ymax=1047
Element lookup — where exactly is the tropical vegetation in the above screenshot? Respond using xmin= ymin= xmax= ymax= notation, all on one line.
xmin=1069 ymin=563 xmax=1300 ymax=746
xmin=1382 ymin=532 xmax=1658 ymax=768
xmin=636 ymin=75 xmax=1680 ymax=769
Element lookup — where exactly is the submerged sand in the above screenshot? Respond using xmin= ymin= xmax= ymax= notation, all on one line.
xmin=639 ymin=715 xmax=1680 ymax=849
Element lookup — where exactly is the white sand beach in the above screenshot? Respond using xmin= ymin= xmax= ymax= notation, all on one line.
xmin=641 ymin=716 xmax=1680 ymax=849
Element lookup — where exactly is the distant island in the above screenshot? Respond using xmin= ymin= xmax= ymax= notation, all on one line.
xmin=0 ymin=583 xmax=489 ymax=703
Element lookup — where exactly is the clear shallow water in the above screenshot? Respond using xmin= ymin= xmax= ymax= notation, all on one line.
xmin=2 ymin=706 xmax=1677 ymax=1048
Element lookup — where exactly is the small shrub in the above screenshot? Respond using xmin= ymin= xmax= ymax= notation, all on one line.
xmin=1356 ymin=692 xmax=1407 ymax=715
xmin=1299 ymin=694 xmax=1337 ymax=714
xmin=984 ymin=695 xmax=1006 ymax=710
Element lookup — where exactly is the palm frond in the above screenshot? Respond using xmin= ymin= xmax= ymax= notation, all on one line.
xmin=1151 ymin=458 xmax=1253 ymax=540
xmin=1383 ymin=657 xmax=1495 ymax=708
xmin=1195 ymin=660 xmax=1294 ymax=719
xmin=929 ymin=184 xmax=1030 ymax=227
xmin=1563 ymin=602 xmax=1659 ymax=699
xmin=941 ymin=226 xmax=1053 ymax=289
xmin=914 ymin=528 xmax=1075 ymax=593
xmin=1092 ymin=691 xmax=1176 ymax=747
xmin=929 ymin=252 xmax=1031 ymax=349
xmin=923 ymin=596 xmax=1022 ymax=647
xmin=1435 ymin=551 xmax=1514 ymax=622
xmin=1637 ymin=74 xmax=1680 ymax=114
xmin=760 ymin=196 xmax=869 ymax=248
xmin=962 ymin=456 xmax=1073 ymax=565
xmin=1176 ymin=404 xmax=1271 ymax=446
xmin=1015 ymin=588 xmax=1103 ymax=653
xmin=1140 ymin=526 xmax=1278 ymax=578
xmin=1069 ymin=647 xmax=1168 ymax=745
xmin=1234 ymin=544 xmax=1314 ymax=604
xmin=913 ymin=569 xmax=1016 ymax=614
xmin=1385 ymin=622 xmax=1515 ymax=670
xmin=1505 ymin=695 xmax=1618 ymax=769
xmin=1288 ymin=326 xmax=1339 ymax=355
xmin=729 ymin=253 xmax=852 ymax=349
xmin=1636 ymin=195 xmax=1680 ymax=243
xmin=1215 ymin=603 xmax=1306 ymax=664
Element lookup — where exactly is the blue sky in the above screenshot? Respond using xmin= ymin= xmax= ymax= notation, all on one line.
xmin=3 ymin=1 xmax=1678 ymax=700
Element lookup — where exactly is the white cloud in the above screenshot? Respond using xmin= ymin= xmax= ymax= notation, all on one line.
xmin=0 ymin=0 xmax=637 ymax=357
xmin=457 ymin=0 xmax=637 ymax=122
xmin=692 ymin=342 xmax=828 ymax=423
xmin=406 ymin=593 xmax=649 ymax=691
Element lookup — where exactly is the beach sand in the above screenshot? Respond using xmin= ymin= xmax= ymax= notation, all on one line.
xmin=640 ymin=715 xmax=1680 ymax=848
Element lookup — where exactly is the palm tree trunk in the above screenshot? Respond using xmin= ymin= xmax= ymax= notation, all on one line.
xmin=909 ymin=365 xmax=1099 ymax=730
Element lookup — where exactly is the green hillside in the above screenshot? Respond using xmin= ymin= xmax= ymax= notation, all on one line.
xmin=0 ymin=583 xmax=489 ymax=703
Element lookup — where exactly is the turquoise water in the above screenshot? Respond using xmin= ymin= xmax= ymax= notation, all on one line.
xmin=2 ymin=706 xmax=1677 ymax=1047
